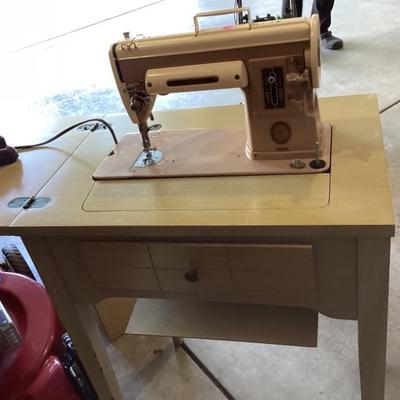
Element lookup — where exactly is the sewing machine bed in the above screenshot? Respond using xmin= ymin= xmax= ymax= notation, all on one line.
xmin=84 ymin=164 xmax=330 ymax=212
xmin=93 ymin=126 xmax=332 ymax=180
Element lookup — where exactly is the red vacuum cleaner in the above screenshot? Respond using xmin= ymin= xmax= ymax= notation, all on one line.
xmin=0 ymin=271 xmax=97 ymax=399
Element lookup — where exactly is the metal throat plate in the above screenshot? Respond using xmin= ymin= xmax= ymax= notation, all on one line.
xmin=132 ymin=149 xmax=163 ymax=168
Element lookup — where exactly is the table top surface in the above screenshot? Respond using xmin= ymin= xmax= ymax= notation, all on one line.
xmin=0 ymin=94 xmax=394 ymax=237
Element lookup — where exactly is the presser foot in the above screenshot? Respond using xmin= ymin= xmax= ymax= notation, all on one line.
xmin=131 ymin=148 xmax=163 ymax=168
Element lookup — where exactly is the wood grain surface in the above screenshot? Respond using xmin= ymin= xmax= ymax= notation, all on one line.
xmin=1 ymin=95 xmax=393 ymax=237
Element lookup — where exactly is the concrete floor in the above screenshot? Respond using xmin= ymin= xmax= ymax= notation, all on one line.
xmin=0 ymin=0 xmax=399 ymax=399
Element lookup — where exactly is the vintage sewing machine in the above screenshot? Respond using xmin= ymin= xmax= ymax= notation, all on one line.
xmin=94 ymin=8 xmax=332 ymax=180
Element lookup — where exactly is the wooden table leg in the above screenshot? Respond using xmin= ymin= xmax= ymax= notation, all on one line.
xmin=76 ymin=304 xmax=124 ymax=400
xmin=23 ymin=237 xmax=123 ymax=400
xmin=96 ymin=297 xmax=136 ymax=342
xmin=357 ymin=238 xmax=391 ymax=400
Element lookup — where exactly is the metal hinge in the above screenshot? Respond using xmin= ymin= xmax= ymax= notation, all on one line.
xmin=7 ymin=196 xmax=51 ymax=209
xmin=77 ymin=122 xmax=111 ymax=132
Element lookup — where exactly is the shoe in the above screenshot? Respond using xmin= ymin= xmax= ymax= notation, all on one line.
xmin=320 ymin=31 xmax=343 ymax=50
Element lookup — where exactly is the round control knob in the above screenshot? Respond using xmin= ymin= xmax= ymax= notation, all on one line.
xmin=271 ymin=122 xmax=292 ymax=145
xmin=184 ymin=269 xmax=199 ymax=283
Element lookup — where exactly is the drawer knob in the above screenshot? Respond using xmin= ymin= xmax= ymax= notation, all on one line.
xmin=184 ymin=269 xmax=199 ymax=283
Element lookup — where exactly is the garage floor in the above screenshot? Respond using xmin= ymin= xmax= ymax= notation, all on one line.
xmin=0 ymin=1 xmax=399 ymax=399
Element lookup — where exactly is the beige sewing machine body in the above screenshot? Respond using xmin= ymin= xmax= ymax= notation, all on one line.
xmin=94 ymin=9 xmax=331 ymax=179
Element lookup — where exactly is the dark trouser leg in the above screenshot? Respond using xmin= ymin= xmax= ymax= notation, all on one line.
xmin=295 ymin=0 xmax=303 ymax=16
xmin=312 ymin=0 xmax=335 ymax=33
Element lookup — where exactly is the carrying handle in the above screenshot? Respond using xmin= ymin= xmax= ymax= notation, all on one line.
xmin=193 ymin=8 xmax=251 ymax=35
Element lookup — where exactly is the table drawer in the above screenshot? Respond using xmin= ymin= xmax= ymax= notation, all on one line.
xmin=228 ymin=244 xmax=316 ymax=299
xmin=78 ymin=241 xmax=159 ymax=291
xmin=88 ymin=268 xmax=160 ymax=291
xmin=149 ymin=243 xmax=228 ymax=269
xmin=79 ymin=242 xmax=152 ymax=269
xmin=156 ymin=269 xmax=233 ymax=294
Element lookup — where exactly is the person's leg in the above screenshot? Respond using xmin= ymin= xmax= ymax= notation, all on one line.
xmin=312 ymin=0 xmax=334 ymax=33
xmin=312 ymin=0 xmax=343 ymax=50
xmin=295 ymin=0 xmax=303 ymax=17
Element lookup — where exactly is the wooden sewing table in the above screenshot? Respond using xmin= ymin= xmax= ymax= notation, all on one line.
xmin=0 ymin=95 xmax=394 ymax=400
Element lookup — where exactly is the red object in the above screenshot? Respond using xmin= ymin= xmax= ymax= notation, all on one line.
xmin=0 ymin=272 xmax=80 ymax=400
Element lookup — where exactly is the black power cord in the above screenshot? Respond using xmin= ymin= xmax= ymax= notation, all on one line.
xmin=14 ymin=118 xmax=118 ymax=150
